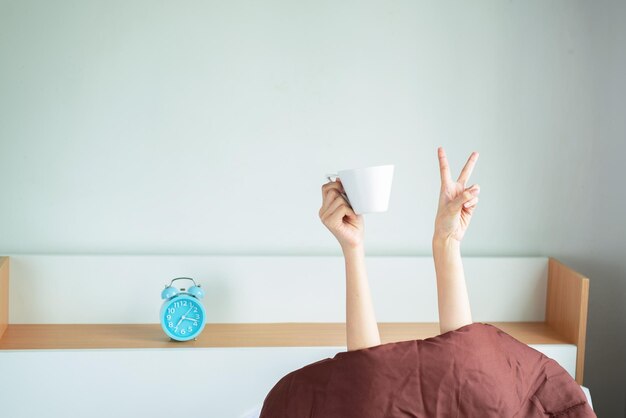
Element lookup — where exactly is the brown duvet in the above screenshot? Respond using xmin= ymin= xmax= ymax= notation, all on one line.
xmin=260 ymin=323 xmax=595 ymax=418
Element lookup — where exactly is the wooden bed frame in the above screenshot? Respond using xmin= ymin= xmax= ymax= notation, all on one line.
xmin=0 ymin=255 xmax=590 ymax=383
xmin=545 ymin=258 xmax=590 ymax=384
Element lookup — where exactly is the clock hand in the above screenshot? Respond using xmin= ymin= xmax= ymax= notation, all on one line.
xmin=173 ymin=306 xmax=197 ymax=331
xmin=174 ymin=316 xmax=184 ymax=331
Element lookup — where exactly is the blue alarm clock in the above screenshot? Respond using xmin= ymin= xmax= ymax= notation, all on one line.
xmin=160 ymin=277 xmax=207 ymax=341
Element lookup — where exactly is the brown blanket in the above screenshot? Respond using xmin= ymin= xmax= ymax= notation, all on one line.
xmin=260 ymin=323 xmax=595 ymax=418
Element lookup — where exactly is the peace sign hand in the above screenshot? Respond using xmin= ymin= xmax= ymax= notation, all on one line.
xmin=434 ymin=147 xmax=480 ymax=243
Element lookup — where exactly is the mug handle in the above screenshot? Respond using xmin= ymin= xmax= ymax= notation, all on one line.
xmin=324 ymin=173 xmax=352 ymax=205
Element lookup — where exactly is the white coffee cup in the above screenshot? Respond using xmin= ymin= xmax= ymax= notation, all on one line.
xmin=325 ymin=164 xmax=394 ymax=215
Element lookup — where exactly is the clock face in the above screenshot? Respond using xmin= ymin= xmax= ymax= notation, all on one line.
xmin=161 ymin=296 xmax=206 ymax=341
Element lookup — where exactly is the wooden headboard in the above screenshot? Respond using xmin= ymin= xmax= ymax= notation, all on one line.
xmin=546 ymin=257 xmax=590 ymax=384
xmin=0 ymin=257 xmax=8 ymax=340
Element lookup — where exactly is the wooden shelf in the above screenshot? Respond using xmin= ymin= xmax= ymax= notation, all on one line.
xmin=0 ymin=321 xmax=570 ymax=350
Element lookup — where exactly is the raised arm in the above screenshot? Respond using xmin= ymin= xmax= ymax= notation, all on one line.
xmin=319 ymin=179 xmax=381 ymax=351
xmin=433 ymin=147 xmax=480 ymax=334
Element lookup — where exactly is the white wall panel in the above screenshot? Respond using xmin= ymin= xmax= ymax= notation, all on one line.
xmin=8 ymin=255 xmax=547 ymax=323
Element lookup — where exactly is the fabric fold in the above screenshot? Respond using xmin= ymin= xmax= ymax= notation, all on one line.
xmin=260 ymin=323 xmax=595 ymax=418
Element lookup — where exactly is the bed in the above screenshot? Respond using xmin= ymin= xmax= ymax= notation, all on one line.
xmin=0 ymin=255 xmax=591 ymax=417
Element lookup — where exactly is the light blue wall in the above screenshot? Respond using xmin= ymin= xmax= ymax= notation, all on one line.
xmin=0 ymin=0 xmax=596 ymax=256
xmin=1 ymin=1 xmax=624 ymax=415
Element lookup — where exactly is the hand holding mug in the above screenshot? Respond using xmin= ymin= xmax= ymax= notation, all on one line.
xmin=319 ymin=179 xmax=364 ymax=251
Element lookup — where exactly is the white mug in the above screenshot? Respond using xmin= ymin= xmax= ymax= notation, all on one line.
xmin=325 ymin=164 xmax=394 ymax=215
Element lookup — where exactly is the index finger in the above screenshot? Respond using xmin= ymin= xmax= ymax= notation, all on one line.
xmin=321 ymin=180 xmax=344 ymax=202
xmin=322 ymin=179 xmax=343 ymax=194
xmin=457 ymin=151 xmax=479 ymax=186
xmin=438 ymin=147 xmax=452 ymax=185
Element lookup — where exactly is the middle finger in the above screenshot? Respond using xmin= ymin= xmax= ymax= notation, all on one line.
xmin=457 ymin=151 xmax=479 ymax=186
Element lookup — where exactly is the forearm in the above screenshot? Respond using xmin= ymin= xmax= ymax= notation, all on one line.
xmin=343 ymin=244 xmax=381 ymax=351
xmin=432 ymin=237 xmax=473 ymax=334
